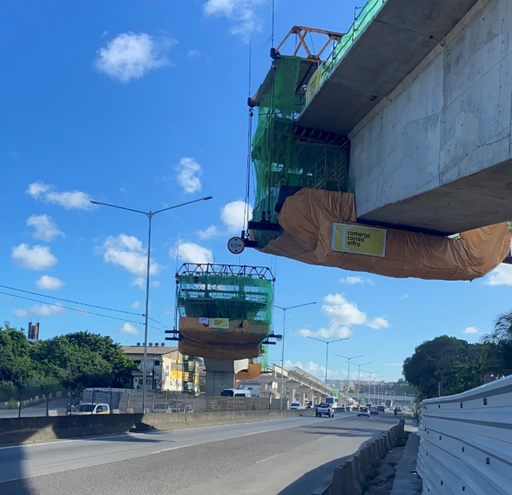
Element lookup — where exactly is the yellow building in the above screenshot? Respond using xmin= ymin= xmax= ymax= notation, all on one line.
xmin=122 ymin=344 xmax=201 ymax=395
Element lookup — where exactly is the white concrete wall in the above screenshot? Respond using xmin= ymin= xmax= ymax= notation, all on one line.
xmin=350 ymin=0 xmax=512 ymax=217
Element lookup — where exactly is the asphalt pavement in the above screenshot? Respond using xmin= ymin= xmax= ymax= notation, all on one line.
xmin=0 ymin=411 xmax=401 ymax=495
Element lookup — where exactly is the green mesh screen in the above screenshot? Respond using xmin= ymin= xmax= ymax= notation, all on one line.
xmin=251 ymin=55 xmax=352 ymax=245
xmin=306 ymin=0 xmax=386 ymax=105
xmin=177 ymin=273 xmax=273 ymax=324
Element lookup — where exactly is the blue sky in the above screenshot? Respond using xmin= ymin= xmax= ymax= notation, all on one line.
xmin=2 ymin=0 xmax=512 ymax=384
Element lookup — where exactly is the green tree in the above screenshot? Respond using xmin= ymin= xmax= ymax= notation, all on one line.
xmin=30 ymin=331 xmax=136 ymax=391
xmin=403 ymin=335 xmax=483 ymax=400
xmin=482 ymin=313 xmax=512 ymax=377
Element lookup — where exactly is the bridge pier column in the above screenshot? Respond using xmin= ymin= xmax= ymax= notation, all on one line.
xmin=203 ymin=358 xmax=241 ymax=396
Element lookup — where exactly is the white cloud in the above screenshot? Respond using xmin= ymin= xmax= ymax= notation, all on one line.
xmin=399 ymin=293 xmax=409 ymax=299
xmin=196 ymin=200 xmax=252 ymax=239
xmin=203 ymin=0 xmax=268 ymax=41
xmin=187 ymin=49 xmax=203 ymax=58
xmin=118 ymin=322 xmax=140 ymax=335
xmin=172 ymin=242 xmax=213 ymax=264
xmin=99 ymin=234 xmax=165 ymax=278
xmin=366 ymin=317 xmax=390 ymax=330
xmin=463 ymin=326 xmax=479 ymax=335
xmin=27 ymin=181 xmax=95 ymax=210
xmin=197 ymin=225 xmax=219 ymax=240
xmin=176 ymin=157 xmax=202 ymax=194
xmin=322 ymin=294 xmax=367 ymax=326
xmin=12 ymin=244 xmax=58 ymax=270
xmin=338 ymin=276 xmax=374 ymax=285
xmin=26 ymin=181 xmax=50 ymax=198
xmin=131 ymin=301 xmax=141 ymax=309
xmin=131 ymin=278 xmax=161 ymax=290
xmin=221 ymin=200 xmax=252 ymax=234
xmin=36 ymin=275 xmax=64 ymax=290
xmin=14 ymin=303 xmax=64 ymax=318
xmin=297 ymin=293 xmax=389 ymax=339
xmin=486 ymin=264 xmax=512 ymax=286
xmin=27 ymin=214 xmax=64 ymax=242
xmin=95 ymin=32 xmax=174 ymax=83
xmin=298 ymin=325 xmax=352 ymax=339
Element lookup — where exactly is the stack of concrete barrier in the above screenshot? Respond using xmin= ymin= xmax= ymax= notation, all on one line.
xmin=328 ymin=419 xmax=406 ymax=495
xmin=0 ymin=409 xmax=303 ymax=445
xmin=135 ymin=409 xmax=301 ymax=430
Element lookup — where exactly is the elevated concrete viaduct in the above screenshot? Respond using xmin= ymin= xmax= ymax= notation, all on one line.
xmin=299 ymin=0 xmax=512 ymax=235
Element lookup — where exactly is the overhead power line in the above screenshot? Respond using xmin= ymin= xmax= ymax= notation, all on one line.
xmin=0 ymin=289 xmax=167 ymax=332
xmin=0 ymin=284 xmax=142 ymax=317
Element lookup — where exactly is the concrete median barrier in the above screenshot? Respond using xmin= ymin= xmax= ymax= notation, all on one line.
xmin=0 ymin=410 xmax=302 ymax=446
xmin=324 ymin=419 xmax=406 ymax=495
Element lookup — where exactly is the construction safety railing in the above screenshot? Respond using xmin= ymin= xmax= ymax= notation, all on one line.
xmin=418 ymin=375 xmax=512 ymax=494
xmin=304 ymin=0 xmax=388 ymax=108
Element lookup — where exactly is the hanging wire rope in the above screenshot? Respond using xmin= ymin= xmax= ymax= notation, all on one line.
xmin=243 ymin=40 xmax=253 ymax=236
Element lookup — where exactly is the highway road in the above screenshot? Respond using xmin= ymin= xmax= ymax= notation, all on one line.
xmin=0 ymin=412 xmax=401 ymax=495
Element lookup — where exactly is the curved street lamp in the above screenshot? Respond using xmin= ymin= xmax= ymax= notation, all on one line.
xmin=307 ymin=337 xmax=349 ymax=385
xmin=90 ymin=196 xmax=212 ymax=412
xmin=274 ymin=302 xmax=316 ymax=410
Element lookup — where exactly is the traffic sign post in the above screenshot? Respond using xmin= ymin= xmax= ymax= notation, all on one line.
xmin=227 ymin=236 xmax=245 ymax=254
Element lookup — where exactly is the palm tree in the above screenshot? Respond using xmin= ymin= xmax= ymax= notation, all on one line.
xmin=482 ymin=313 xmax=512 ymax=377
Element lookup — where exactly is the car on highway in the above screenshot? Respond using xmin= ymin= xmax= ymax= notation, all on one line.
xmin=152 ymin=402 xmax=194 ymax=413
xmin=305 ymin=401 xmax=313 ymax=408
xmin=377 ymin=405 xmax=386 ymax=413
xmin=315 ymin=403 xmax=334 ymax=418
xmin=220 ymin=388 xmax=252 ymax=397
xmin=289 ymin=402 xmax=303 ymax=410
xmin=358 ymin=406 xmax=370 ymax=418
xmin=71 ymin=403 xmax=110 ymax=415
xmin=370 ymin=405 xmax=379 ymax=415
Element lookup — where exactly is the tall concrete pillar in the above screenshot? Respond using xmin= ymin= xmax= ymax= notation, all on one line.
xmin=203 ymin=358 xmax=241 ymax=396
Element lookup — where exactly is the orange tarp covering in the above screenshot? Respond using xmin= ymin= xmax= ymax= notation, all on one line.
xmin=236 ymin=363 xmax=262 ymax=380
xmin=257 ymin=189 xmax=510 ymax=281
xmin=178 ymin=317 xmax=268 ymax=360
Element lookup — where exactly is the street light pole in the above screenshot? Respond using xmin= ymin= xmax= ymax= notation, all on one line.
xmin=363 ymin=370 xmax=379 ymax=403
xmin=274 ymin=302 xmax=316 ymax=410
xmin=90 ymin=196 xmax=212 ymax=413
xmin=307 ymin=337 xmax=349 ymax=385
xmin=335 ymin=354 xmax=364 ymax=393
xmin=355 ymin=361 xmax=372 ymax=405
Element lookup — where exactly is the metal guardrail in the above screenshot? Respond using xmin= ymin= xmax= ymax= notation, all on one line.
xmin=418 ymin=375 xmax=512 ymax=494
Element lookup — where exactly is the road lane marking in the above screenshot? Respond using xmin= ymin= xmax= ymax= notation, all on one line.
xmin=242 ymin=430 xmax=267 ymax=437
xmin=256 ymin=453 xmax=281 ymax=464
xmin=151 ymin=444 xmax=191 ymax=455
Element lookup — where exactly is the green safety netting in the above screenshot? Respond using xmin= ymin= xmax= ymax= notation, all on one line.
xmin=177 ymin=274 xmax=273 ymax=323
xmin=306 ymin=0 xmax=387 ymax=105
xmin=251 ymin=55 xmax=352 ymax=247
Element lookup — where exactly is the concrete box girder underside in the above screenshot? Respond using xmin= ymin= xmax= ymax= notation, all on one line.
xmin=358 ymin=160 xmax=512 ymax=235
xmin=297 ymin=0 xmax=480 ymax=135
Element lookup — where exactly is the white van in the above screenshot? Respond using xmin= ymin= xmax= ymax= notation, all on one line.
xmin=220 ymin=388 xmax=252 ymax=397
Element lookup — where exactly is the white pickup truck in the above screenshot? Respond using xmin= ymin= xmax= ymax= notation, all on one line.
xmin=315 ymin=402 xmax=335 ymax=418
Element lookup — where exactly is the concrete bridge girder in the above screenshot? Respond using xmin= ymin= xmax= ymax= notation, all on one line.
xmin=299 ymin=0 xmax=511 ymax=235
